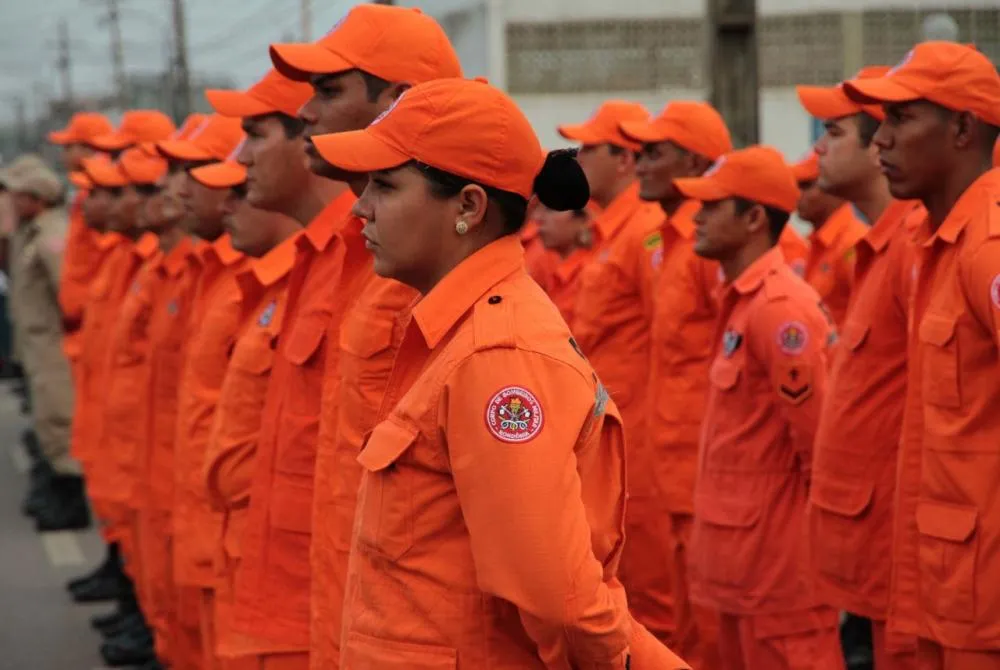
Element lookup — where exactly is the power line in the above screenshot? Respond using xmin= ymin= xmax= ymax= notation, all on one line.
xmin=57 ymin=19 xmax=74 ymax=105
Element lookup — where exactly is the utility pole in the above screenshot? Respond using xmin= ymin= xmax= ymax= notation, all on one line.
xmin=90 ymin=0 xmax=129 ymax=110
xmin=13 ymin=98 xmax=28 ymax=153
xmin=170 ymin=0 xmax=192 ymax=119
xmin=56 ymin=19 xmax=74 ymax=107
xmin=301 ymin=0 xmax=312 ymax=41
xmin=707 ymin=0 xmax=759 ymax=147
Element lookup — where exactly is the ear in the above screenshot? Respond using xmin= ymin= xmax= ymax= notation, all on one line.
xmin=456 ymin=184 xmax=490 ymax=231
xmin=617 ymin=148 xmax=637 ymax=175
xmin=743 ymin=202 xmax=769 ymax=237
xmin=374 ymin=82 xmax=411 ymax=114
xmin=689 ymin=153 xmax=714 ymax=177
xmin=952 ymin=111 xmax=976 ymax=151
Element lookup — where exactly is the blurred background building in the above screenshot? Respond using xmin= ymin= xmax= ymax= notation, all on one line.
xmin=1 ymin=1 xmax=998 ymax=168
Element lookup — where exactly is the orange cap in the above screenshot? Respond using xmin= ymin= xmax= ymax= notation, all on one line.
xmin=90 ymin=110 xmax=177 ymax=152
xmin=619 ymin=101 xmax=733 ymax=160
xmin=48 ymin=112 xmax=114 ymax=145
xmin=843 ymin=42 xmax=1000 ymax=126
xmin=673 ymin=145 xmax=801 ymax=213
xmin=790 ymin=149 xmax=820 ymax=183
xmin=206 ymin=69 xmax=313 ymax=119
xmin=797 ymin=66 xmax=891 ymax=122
xmin=81 ymin=155 xmax=127 ymax=188
xmin=156 ymin=114 xmax=244 ymax=162
xmin=69 ymin=171 xmax=93 ymax=190
xmin=189 ymin=161 xmax=247 ymax=189
xmin=557 ymin=101 xmax=649 ymax=151
xmin=270 ymin=4 xmax=461 ymax=84
xmin=119 ymin=147 xmax=168 ymax=185
xmin=311 ymin=78 xmax=546 ymax=199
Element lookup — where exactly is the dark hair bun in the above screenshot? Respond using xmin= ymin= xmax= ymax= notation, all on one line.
xmin=534 ymin=149 xmax=590 ymax=211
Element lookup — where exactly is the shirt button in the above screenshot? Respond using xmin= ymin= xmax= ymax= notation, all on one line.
xmin=488 ymin=295 xmax=502 ymax=305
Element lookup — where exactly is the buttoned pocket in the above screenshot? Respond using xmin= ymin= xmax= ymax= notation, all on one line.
xmin=916 ymin=500 xmax=977 ymax=622
xmin=709 ymin=358 xmax=741 ymax=391
xmin=842 ymin=320 xmax=870 ymax=352
xmin=693 ymin=493 xmax=763 ymax=588
xmin=355 ymin=419 xmax=418 ymax=561
xmin=809 ymin=474 xmax=874 ymax=585
xmin=918 ymin=313 xmax=961 ymax=408
xmin=342 ymin=632 xmax=456 ymax=670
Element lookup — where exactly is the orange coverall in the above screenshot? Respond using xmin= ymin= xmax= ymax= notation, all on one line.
xmin=690 ymin=247 xmax=844 ymax=670
xmin=59 ymin=191 xmax=104 ymax=368
xmin=778 ymin=225 xmax=809 ymax=276
xmin=808 ymin=200 xmax=923 ymax=670
xmin=891 ymin=169 xmax=1000 ymax=668
xmin=342 ymin=235 xmax=687 ymax=669
xmin=804 ymin=203 xmax=868 ymax=326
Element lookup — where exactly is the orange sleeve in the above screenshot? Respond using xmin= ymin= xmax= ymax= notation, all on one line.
xmin=443 ymin=349 xmax=631 ymax=667
xmin=748 ymin=298 xmax=830 ymax=481
xmin=961 ymin=238 xmax=1000 ymax=349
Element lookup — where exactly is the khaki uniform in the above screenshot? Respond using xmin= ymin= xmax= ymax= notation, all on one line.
xmin=9 ymin=207 xmax=77 ymax=474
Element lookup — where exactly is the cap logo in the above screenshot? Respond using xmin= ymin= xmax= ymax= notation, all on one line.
xmin=889 ymin=50 xmax=914 ymax=76
xmin=369 ymin=91 xmax=406 ymax=127
xmin=704 ymin=156 xmax=726 ymax=177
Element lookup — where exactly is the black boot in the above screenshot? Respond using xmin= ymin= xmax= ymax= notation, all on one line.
xmin=841 ymin=613 xmax=874 ymax=670
xmin=100 ymin=624 xmax=155 ymax=667
xmin=69 ymin=543 xmax=122 ymax=593
xmin=139 ymin=661 xmax=165 ymax=670
xmin=34 ymin=474 xmax=92 ymax=532
xmin=92 ymin=582 xmax=143 ymax=636
xmin=21 ymin=460 xmax=54 ymax=518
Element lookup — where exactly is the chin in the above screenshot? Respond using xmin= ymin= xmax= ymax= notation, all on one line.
xmin=886 ymin=179 xmax=920 ymax=202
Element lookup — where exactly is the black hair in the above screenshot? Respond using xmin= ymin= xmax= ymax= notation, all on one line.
xmin=359 ymin=71 xmax=392 ymax=103
xmin=856 ymin=112 xmax=881 ymax=148
xmin=135 ymin=183 xmax=161 ymax=197
xmin=275 ymin=113 xmax=306 ymax=139
xmin=412 ymin=149 xmax=589 ymax=235
xmin=733 ymin=197 xmax=790 ymax=245
xmin=984 ymin=123 xmax=1000 ymax=159
xmin=608 ymin=144 xmax=627 ymax=156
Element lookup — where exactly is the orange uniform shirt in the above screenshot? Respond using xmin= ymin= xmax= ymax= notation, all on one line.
xmin=310 ymin=254 xmax=415 ymax=670
xmin=173 ymin=235 xmax=249 ymax=589
xmin=232 ymin=192 xmax=356 ymax=649
xmin=690 ymin=247 xmax=831 ymax=620
xmin=572 ymin=182 xmax=664 ymax=450
xmin=804 ymin=204 xmax=868 ymax=326
xmin=808 ymin=200 xmax=922 ymax=621
xmin=59 ymin=192 xmax=105 ymax=362
xmin=531 ymin=249 xmax=592 ymax=326
xmin=779 ymin=225 xmax=809 ymax=276
xmin=890 ymin=169 xmax=1000 ymax=649
xmin=343 ymin=235 xmax=686 ymax=669
xmin=203 ymin=233 xmax=301 ymax=660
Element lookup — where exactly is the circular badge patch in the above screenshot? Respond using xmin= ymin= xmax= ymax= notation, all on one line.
xmin=991 ymin=274 xmax=1000 ymax=310
xmin=485 ymin=386 xmax=544 ymax=444
xmin=776 ymin=321 xmax=809 ymax=355
xmin=790 ymin=259 xmax=806 ymax=277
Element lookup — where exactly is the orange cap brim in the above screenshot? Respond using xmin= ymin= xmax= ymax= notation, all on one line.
xmin=842 ymin=77 xmax=920 ymax=105
xmin=48 ymin=130 xmax=74 ymax=145
xmin=791 ymin=160 xmax=820 ymax=183
xmin=82 ymin=158 xmax=127 ymax=187
xmin=69 ymin=171 xmax=92 ymax=189
xmin=89 ymin=132 xmax=132 ymax=152
xmin=206 ymin=89 xmax=280 ymax=118
xmin=672 ymin=176 xmax=730 ymax=203
xmin=156 ymin=139 xmax=213 ymax=162
xmin=189 ymin=161 xmax=247 ymax=189
xmin=619 ymin=119 xmax=668 ymax=144
xmin=269 ymin=43 xmax=353 ymax=83
xmin=310 ymin=130 xmax=411 ymax=173
xmin=796 ymin=86 xmax=860 ymax=121
xmin=557 ymin=123 xmax=605 ymax=146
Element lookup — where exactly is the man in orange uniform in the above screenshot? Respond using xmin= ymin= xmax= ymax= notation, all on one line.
xmin=156 ymin=114 xmax=247 ymax=670
xmin=199 ymin=70 xmax=316 ymax=669
xmin=261 ymin=8 xmax=462 ymax=668
xmin=792 ymin=150 xmax=868 ymax=325
xmin=531 ymin=204 xmax=599 ymax=324
xmin=612 ymin=101 xmax=732 ymax=661
xmin=678 ymin=146 xmax=844 ymax=670
xmin=798 ymin=66 xmax=922 ymax=670
xmin=843 ymin=41 xmax=1000 ymax=669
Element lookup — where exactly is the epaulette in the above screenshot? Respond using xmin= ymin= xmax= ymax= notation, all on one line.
xmin=472 ymin=293 xmax=517 ymax=351
xmin=762 ymin=270 xmax=791 ymax=302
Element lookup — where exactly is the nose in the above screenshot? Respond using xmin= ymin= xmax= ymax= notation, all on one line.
xmin=351 ymin=184 xmax=374 ymax=220
xmin=813 ymin=135 xmax=828 ymax=156
xmin=873 ymin=121 xmax=891 ymax=151
xmin=298 ymin=96 xmax=319 ymax=127
xmin=236 ymin=141 xmax=252 ymax=167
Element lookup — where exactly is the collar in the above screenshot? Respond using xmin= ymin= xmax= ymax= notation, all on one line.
xmin=859 ymin=200 xmax=918 ymax=254
xmin=922 ymin=169 xmax=1000 ymax=247
xmin=98 ymin=231 xmax=126 ymax=251
xmin=814 ymin=204 xmax=860 ymax=248
xmin=134 ymin=232 xmax=159 ymax=259
xmin=300 ymin=190 xmax=356 ymax=253
xmin=555 ymin=248 xmax=591 ymax=284
xmin=202 ymin=233 xmax=244 ymax=267
xmin=162 ymin=236 xmax=195 ymax=277
xmin=251 ymin=229 xmax=304 ymax=288
xmin=412 ymin=235 xmax=525 ymax=349
xmin=593 ymin=181 xmax=643 ymax=242
xmin=731 ymin=246 xmax=786 ymax=296
xmin=663 ymin=199 xmax=701 ymax=240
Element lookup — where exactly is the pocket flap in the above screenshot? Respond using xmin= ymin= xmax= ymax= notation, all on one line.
xmin=810 ymin=474 xmax=874 ymax=518
xmin=343 ymin=632 xmax=457 ymax=669
xmin=919 ymin=313 xmax=958 ymax=347
xmin=696 ymin=493 xmax=761 ymax=529
xmin=709 ymin=359 xmax=741 ymax=390
xmin=340 ymin=312 xmax=395 ymax=359
xmin=842 ymin=321 xmax=871 ymax=352
xmin=916 ymin=500 xmax=977 ymax=543
xmin=231 ymin=340 xmax=274 ymax=375
xmin=358 ymin=419 xmax=419 ymax=472
xmin=269 ymin=477 xmax=313 ymax=534
xmin=283 ymin=316 xmax=327 ymax=365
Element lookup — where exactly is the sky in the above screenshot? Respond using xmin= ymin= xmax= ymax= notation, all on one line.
xmin=0 ymin=0 xmax=365 ymax=122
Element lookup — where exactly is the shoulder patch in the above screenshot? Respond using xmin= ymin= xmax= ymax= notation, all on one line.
xmin=991 ymin=274 xmax=1000 ymax=310
xmin=485 ymin=386 xmax=544 ymax=443
xmin=775 ymin=362 xmax=813 ymax=405
xmin=643 ymin=231 xmax=663 ymax=251
xmin=790 ymin=259 xmax=806 ymax=277
xmin=776 ymin=321 xmax=809 ymax=355
xmin=258 ymin=300 xmax=277 ymax=327
xmin=594 ymin=381 xmax=609 ymax=417
xmin=722 ymin=329 xmax=743 ymax=358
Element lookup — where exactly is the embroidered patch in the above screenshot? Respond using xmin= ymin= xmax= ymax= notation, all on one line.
xmin=790 ymin=259 xmax=806 ymax=277
xmin=485 ymin=386 xmax=544 ymax=444
xmin=775 ymin=362 xmax=813 ymax=405
xmin=651 ymin=247 xmax=664 ymax=269
xmin=594 ymin=382 xmax=609 ymax=417
xmin=258 ymin=300 xmax=277 ymax=327
xmin=844 ymin=247 xmax=856 ymax=262
xmin=723 ymin=330 xmax=743 ymax=358
xmin=991 ymin=274 xmax=1000 ymax=310
xmin=776 ymin=321 xmax=809 ymax=355
xmin=820 ymin=262 xmax=831 ymax=273
xmin=643 ymin=231 xmax=663 ymax=251
xmin=167 ymin=300 xmax=179 ymax=316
